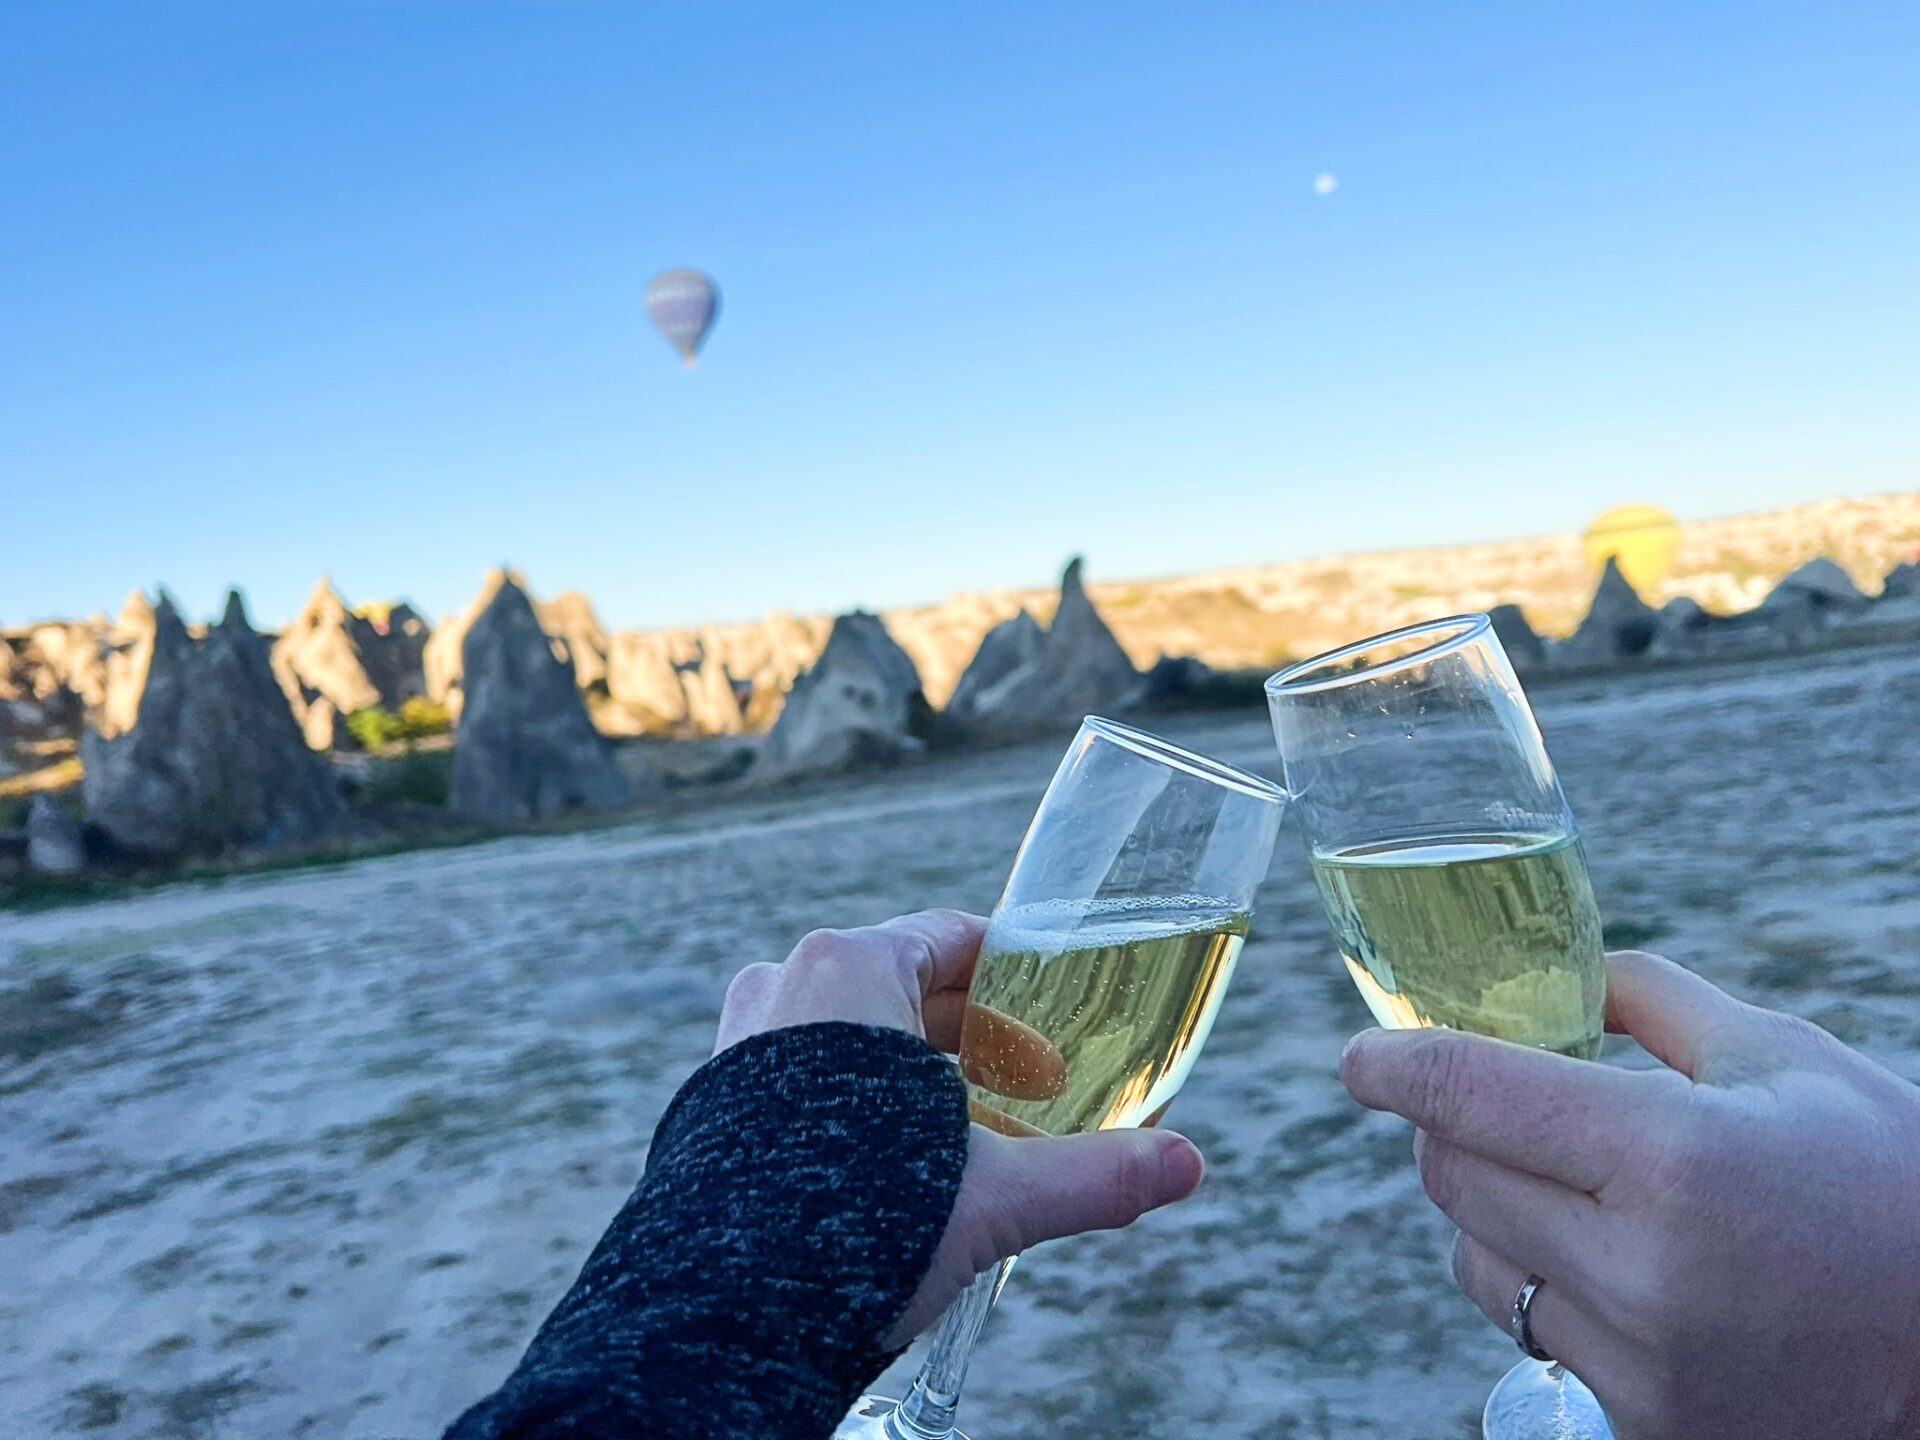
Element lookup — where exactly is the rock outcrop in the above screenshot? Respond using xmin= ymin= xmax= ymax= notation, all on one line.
xmin=23 ymin=618 xmax=109 ymax=713
xmin=1883 ymin=560 xmax=1920 ymax=600
xmin=603 ymin=612 xmax=826 ymax=736
xmin=538 ymin=592 xmax=611 ymax=693
xmin=271 ymin=579 xmax=389 ymax=747
xmin=26 ymin=794 xmax=85 ymax=876
xmin=82 ymin=592 xmax=349 ymax=857
xmin=683 ymin=655 xmax=746 ymax=737
xmin=1486 ymin=604 xmax=1548 ymax=671
xmin=1139 ymin=653 xmax=1213 ymax=704
xmin=365 ymin=601 xmax=432 ymax=701
xmin=424 ymin=572 xmax=514 ymax=719
xmin=1554 ymin=559 xmax=1660 ymax=668
xmin=1647 ymin=596 xmax=1715 ymax=658
xmin=760 ymin=612 xmax=933 ymax=778
xmin=1759 ymin=558 xmax=1870 ymax=617
xmin=0 ymin=639 xmax=23 ymax=703
xmin=429 ymin=571 xmax=612 ymax=725
xmin=603 ymin=637 xmax=746 ymax=738
xmin=605 ymin=633 xmax=692 ymax=734
xmin=263 ymin=598 xmax=425 ymax=750
xmin=449 ymin=579 xmax=632 ymax=820
xmin=886 ymin=592 xmax=1029 ymax=708
xmin=98 ymin=592 xmax=159 ymax=738
xmin=947 ymin=610 xmax=1046 ymax=720
xmin=946 ymin=559 xmax=1139 ymax=735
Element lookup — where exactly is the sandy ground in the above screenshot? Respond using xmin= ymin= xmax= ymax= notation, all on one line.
xmin=3 ymin=643 xmax=1917 ymax=1439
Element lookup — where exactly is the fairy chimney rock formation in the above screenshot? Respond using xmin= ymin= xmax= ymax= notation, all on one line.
xmin=82 ymin=591 xmax=349 ymax=856
xmin=538 ymin=591 xmax=612 ymax=693
xmin=946 ymin=609 xmax=1047 ymax=721
xmin=425 ymin=570 xmax=520 ymax=719
xmin=606 ymin=633 xmax=692 ymax=734
xmin=1760 ymin=558 xmax=1869 ymax=615
xmin=946 ymin=558 xmax=1139 ymax=735
xmin=1554 ymin=558 xmax=1660 ymax=668
xmin=1486 ymin=604 xmax=1548 ymax=672
xmin=271 ymin=578 xmax=386 ymax=747
xmin=448 ymin=578 xmax=632 ymax=820
xmin=98 ymin=590 xmax=159 ymax=738
xmin=1647 ymin=595 xmax=1716 ymax=658
xmin=761 ymin=612 xmax=932 ymax=777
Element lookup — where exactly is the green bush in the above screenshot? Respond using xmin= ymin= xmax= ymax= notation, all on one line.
xmin=345 ymin=697 xmax=453 ymax=751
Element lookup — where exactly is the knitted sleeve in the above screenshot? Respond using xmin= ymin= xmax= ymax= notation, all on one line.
xmin=442 ymin=1021 xmax=970 ymax=1440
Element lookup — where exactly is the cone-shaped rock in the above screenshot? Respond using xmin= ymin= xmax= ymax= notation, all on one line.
xmin=1761 ymin=558 xmax=1869 ymax=614
xmin=82 ymin=591 xmax=348 ymax=856
xmin=606 ymin=632 xmax=692 ymax=733
xmin=360 ymin=601 xmax=430 ymax=712
xmin=1883 ymin=560 xmax=1920 ymax=600
xmin=97 ymin=590 xmax=158 ymax=738
xmin=684 ymin=654 xmax=746 ymax=737
xmin=425 ymin=570 xmax=519 ymax=718
xmin=946 ymin=559 xmax=1139 ymax=735
xmin=23 ymin=617 xmax=109 ymax=714
xmin=538 ymin=591 xmax=611 ymax=692
xmin=1486 ymin=604 xmax=1547 ymax=672
xmin=1554 ymin=558 xmax=1660 ymax=668
xmin=761 ymin=612 xmax=932 ymax=777
xmin=271 ymin=578 xmax=386 ymax=745
xmin=947 ymin=610 xmax=1046 ymax=720
xmin=449 ymin=579 xmax=631 ymax=819
xmin=1647 ymin=595 xmax=1716 ymax=658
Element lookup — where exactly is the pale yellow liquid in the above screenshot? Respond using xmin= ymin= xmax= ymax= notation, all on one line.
xmin=1310 ymin=832 xmax=1605 ymax=1060
xmin=958 ymin=898 xmax=1250 ymax=1137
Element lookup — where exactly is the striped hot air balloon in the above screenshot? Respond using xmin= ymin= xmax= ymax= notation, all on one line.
xmin=645 ymin=269 xmax=720 ymax=368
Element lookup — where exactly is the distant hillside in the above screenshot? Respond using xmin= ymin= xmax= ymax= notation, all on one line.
xmin=427 ymin=491 xmax=1920 ymax=710
xmin=1070 ymin=491 xmax=1920 ymax=677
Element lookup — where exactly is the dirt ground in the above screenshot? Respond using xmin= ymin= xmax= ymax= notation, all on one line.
xmin=3 ymin=642 xmax=1917 ymax=1439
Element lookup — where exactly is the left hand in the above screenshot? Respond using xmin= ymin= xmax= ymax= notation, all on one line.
xmin=718 ymin=909 xmax=1207 ymax=1346
xmin=1340 ymin=950 xmax=1920 ymax=1440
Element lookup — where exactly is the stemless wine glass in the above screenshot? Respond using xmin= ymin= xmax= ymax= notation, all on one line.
xmin=835 ymin=716 xmax=1285 ymax=1440
xmin=1266 ymin=615 xmax=1615 ymax=1440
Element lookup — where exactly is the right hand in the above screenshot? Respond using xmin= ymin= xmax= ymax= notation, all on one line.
xmin=1341 ymin=950 xmax=1920 ymax=1440
xmin=717 ymin=909 xmax=1206 ymax=1348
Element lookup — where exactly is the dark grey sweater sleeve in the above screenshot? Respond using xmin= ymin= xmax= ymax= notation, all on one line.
xmin=442 ymin=1021 xmax=970 ymax=1440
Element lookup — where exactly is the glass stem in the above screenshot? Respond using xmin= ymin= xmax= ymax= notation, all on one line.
xmin=886 ymin=1259 xmax=1016 ymax=1439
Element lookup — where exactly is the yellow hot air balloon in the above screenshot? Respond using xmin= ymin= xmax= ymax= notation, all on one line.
xmin=1583 ymin=504 xmax=1680 ymax=595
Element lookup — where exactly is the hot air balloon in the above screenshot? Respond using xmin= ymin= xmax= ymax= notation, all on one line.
xmin=1583 ymin=504 xmax=1681 ymax=595
xmin=646 ymin=269 xmax=720 ymax=368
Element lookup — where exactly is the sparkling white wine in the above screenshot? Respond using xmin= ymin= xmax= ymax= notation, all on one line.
xmin=959 ymin=897 xmax=1250 ymax=1138
xmin=1310 ymin=832 xmax=1605 ymax=1060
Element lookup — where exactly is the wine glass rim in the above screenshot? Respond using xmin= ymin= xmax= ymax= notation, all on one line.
xmin=1081 ymin=715 xmax=1286 ymax=803
xmin=1264 ymin=613 xmax=1493 ymax=697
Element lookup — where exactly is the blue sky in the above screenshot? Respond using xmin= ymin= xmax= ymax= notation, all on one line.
xmin=3 ymin=2 xmax=1915 ymax=630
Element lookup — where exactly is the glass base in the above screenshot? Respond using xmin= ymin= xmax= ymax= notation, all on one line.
xmin=833 ymin=1394 xmax=975 ymax=1440
xmin=1483 ymin=1360 xmax=1613 ymax=1439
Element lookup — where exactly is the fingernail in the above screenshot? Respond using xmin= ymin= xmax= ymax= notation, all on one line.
xmin=1339 ymin=1027 xmax=1381 ymax=1079
xmin=1159 ymin=1134 xmax=1205 ymax=1197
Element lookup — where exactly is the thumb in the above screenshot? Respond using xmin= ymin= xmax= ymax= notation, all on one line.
xmin=968 ymin=1125 xmax=1206 ymax=1259
xmin=882 ymin=1126 xmax=1206 ymax=1347
xmin=1604 ymin=949 xmax=1755 ymax=1080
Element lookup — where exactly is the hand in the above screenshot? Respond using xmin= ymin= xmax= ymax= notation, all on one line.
xmin=1341 ymin=950 xmax=1920 ymax=1440
xmin=717 ymin=909 xmax=1206 ymax=1346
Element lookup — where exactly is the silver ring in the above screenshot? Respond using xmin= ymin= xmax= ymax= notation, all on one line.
xmin=1510 ymin=1274 xmax=1554 ymax=1362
